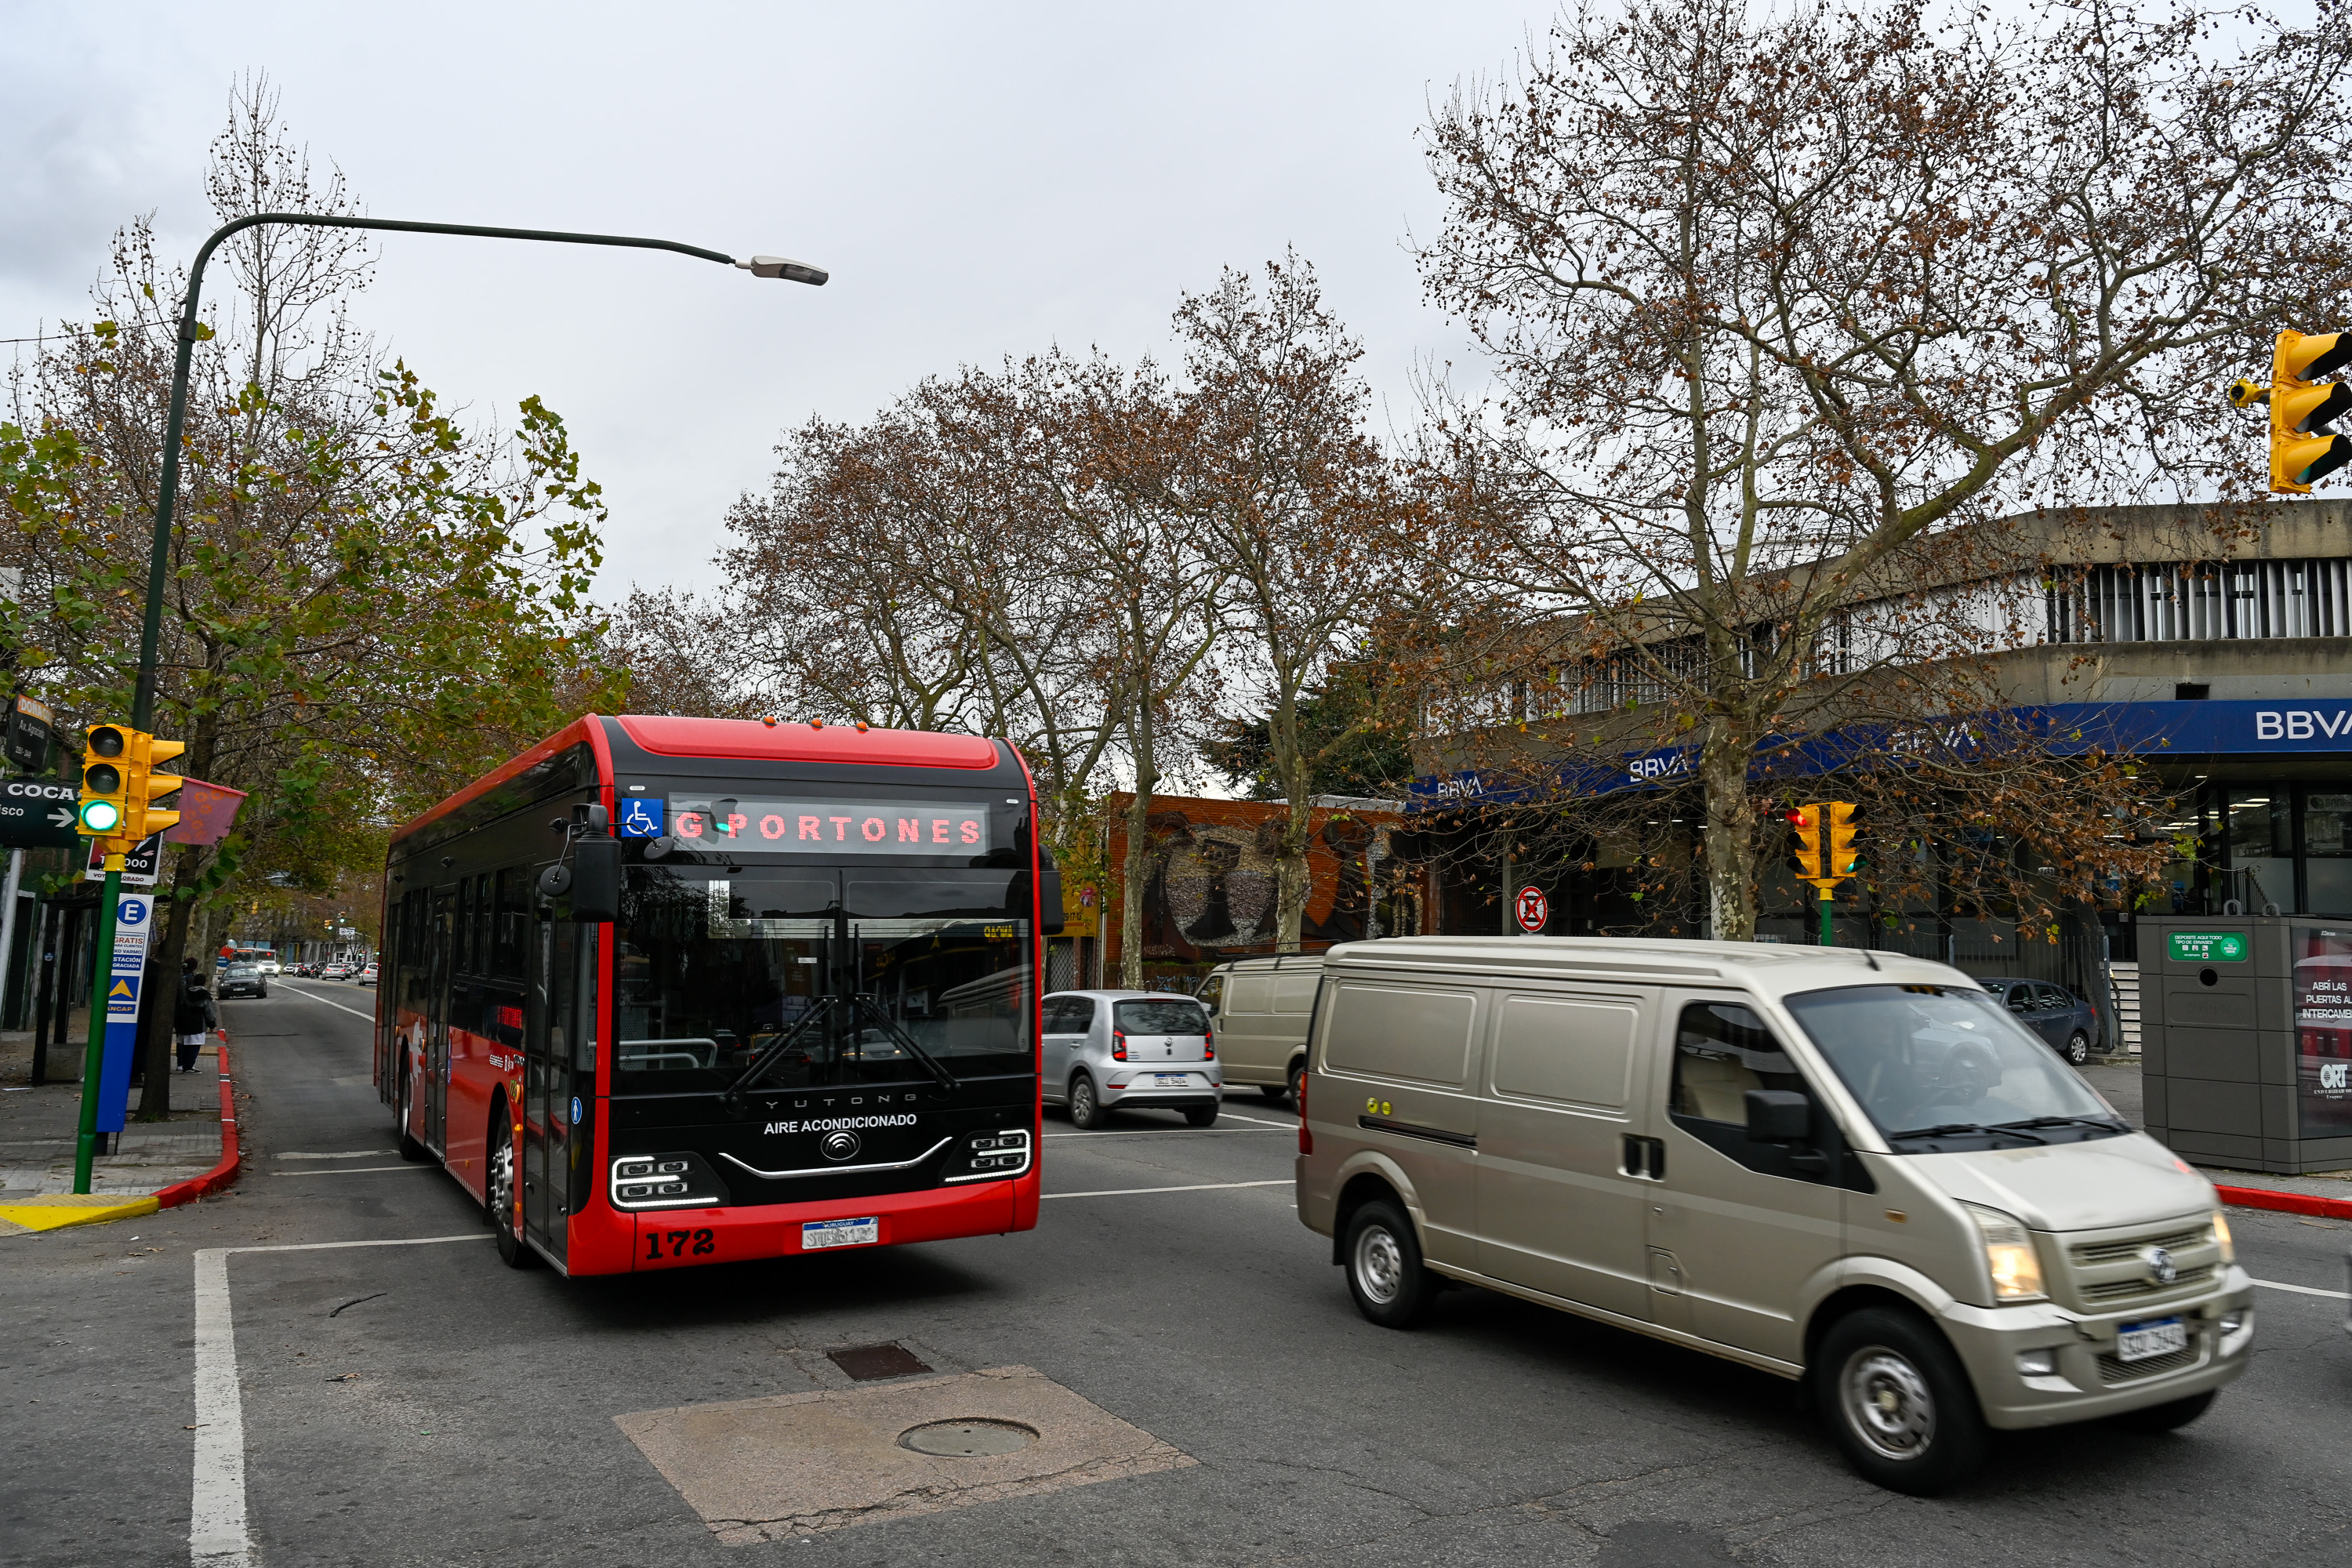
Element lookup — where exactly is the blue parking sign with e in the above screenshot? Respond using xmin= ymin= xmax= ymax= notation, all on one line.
xmin=619 ymin=797 xmax=664 ymax=838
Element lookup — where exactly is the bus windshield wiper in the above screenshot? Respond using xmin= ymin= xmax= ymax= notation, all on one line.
xmin=851 ymin=993 xmax=958 ymax=1091
xmin=1889 ymin=1120 xmax=2053 ymax=1145
xmin=721 ymin=997 xmax=837 ymax=1106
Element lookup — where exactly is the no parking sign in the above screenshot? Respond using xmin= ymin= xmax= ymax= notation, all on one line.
xmin=1514 ymin=885 xmax=1548 ymax=934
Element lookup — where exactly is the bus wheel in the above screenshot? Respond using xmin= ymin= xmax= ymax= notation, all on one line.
xmin=396 ymin=1070 xmax=429 ymax=1163
xmin=486 ymin=1106 xmax=536 ymax=1269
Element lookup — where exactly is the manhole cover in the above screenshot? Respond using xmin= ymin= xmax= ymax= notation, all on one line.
xmin=898 ymin=1419 xmax=1039 ymax=1457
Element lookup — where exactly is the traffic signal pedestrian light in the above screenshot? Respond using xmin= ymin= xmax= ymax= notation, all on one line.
xmin=78 ymin=724 xmax=129 ymax=837
xmin=1824 ymin=800 xmax=1860 ymax=878
xmin=1788 ymin=805 xmax=1826 ymax=882
xmin=124 ymin=731 xmax=185 ymax=838
xmin=2270 ymin=330 xmax=2352 ymax=494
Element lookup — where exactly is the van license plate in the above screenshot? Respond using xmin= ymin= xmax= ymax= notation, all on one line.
xmin=2116 ymin=1316 xmax=2187 ymax=1362
xmin=1153 ymin=1073 xmax=1190 ymax=1087
xmin=802 ymin=1217 xmax=878 ymax=1250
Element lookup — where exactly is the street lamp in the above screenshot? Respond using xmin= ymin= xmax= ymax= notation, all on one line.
xmin=66 ymin=212 xmax=823 ymax=1195
xmin=129 ymin=212 xmax=827 ymax=730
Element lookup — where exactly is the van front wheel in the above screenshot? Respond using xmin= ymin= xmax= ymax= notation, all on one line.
xmin=1816 ymin=1307 xmax=1987 ymax=1495
xmin=1345 ymin=1198 xmax=1436 ymax=1329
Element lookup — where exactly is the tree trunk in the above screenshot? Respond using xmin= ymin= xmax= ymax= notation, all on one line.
xmin=1117 ymin=696 xmax=1159 ymax=989
xmin=1273 ymin=797 xmax=1312 ymax=953
xmin=132 ymin=877 xmax=195 ymax=1120
xmin=1699 ymin=716 xmax=1759 ymax=942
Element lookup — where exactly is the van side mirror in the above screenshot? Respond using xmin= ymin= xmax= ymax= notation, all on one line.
xmin=1744 ymin=1089 xmax=1811 ymax=1144
xmin=569 ymin=837 xmax=622 ymax=924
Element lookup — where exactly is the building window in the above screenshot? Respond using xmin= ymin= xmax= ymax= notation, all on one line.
xmin=2225 ymin=790 xmax=2293 ymax=913
xmin=2307 ymin=790 xmax=2352 ymax=916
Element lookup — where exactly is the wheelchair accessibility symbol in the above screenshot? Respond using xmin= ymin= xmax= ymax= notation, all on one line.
xmin=619 ymin=797 xmax=665 ymax=837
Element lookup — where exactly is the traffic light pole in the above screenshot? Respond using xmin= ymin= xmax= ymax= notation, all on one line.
xmin=1818 ymin=884 xmax=1835 ymax=949
xmin=70 ymin=855 xmax=124 ymax=1194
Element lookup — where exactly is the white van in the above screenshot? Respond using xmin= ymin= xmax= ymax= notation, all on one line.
xmin=1294 ymin=935 xmax=2252 ymax=1494
xmin=1200 ymin=954 xmax=1321 ymax=1102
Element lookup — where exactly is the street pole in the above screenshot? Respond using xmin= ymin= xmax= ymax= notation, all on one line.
xmin=1818 ymin=884 xmax=1834 ymax=948
xmin=88 ymin=213 xmax=823 ymax=1174
xmin=71 ymin=852 xmax=123 ymax=1193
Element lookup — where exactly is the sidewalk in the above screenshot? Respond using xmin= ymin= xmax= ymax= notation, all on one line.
xmin=0 ymin=1025 xmax=238 ymax=1231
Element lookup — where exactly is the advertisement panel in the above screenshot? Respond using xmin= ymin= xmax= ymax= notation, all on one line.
xmin=2295 ymin=925 xmax=2352 ymax=1138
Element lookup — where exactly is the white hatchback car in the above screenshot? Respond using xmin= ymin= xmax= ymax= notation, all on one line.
xmin=1042 ymin=990 xmax=1222 ymax=1129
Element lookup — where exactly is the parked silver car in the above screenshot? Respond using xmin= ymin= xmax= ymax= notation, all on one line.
xmin=1041 ymin=989 xmax=1222 ymax=1129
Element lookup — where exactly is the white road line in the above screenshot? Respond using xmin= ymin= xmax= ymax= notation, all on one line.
xmin=276 ymin=1150 xmax=391 ymax=1160
xmin=1214 ymin=1109 xmax=1299 ymax=1130
xmin=1043 ymin=1127 xmax=1290 ymax=1138
xmin=1042 ymin=1178 xmax=1292 ymax=1200
xmin=270 ymin=1166 xmax=426 ymax=1177
xmin=273 ymin=985 xmax=376 ymax=1023
xmin=2254 ymin=1276 xmax=2352 ymax=1300
xmin=192 ymin=1234 xmax=488 ymax=1567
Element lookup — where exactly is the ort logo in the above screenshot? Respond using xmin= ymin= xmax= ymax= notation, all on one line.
xmin=2254 ymin=709 xmax=2352 ymax=741
xmin=2319 ymin=1062 xmax=2350 ymax=1091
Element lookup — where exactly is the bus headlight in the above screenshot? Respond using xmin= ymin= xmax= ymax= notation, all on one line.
xmin=1963 ymin=1203 xmax=2046 ymax=1302
xmin=608 ymin=1151 xmax=728 ymax=1210
xmin=943 ymin=1127 xmax=1032 ymax=1184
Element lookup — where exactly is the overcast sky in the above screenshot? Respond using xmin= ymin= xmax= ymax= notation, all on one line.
xmin=2 ymin=2 xmax=1542 ymax=601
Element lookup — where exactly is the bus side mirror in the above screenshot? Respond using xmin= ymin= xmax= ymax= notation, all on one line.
xmin=569 ymin=838 xmax=622 ymax=924
xmin=1037 ymin=857 xmax=1065 ymax=937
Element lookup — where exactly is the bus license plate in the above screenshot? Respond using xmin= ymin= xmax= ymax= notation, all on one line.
xmin=2117 ymin=1316 xmax=2187 ymax=1362
xmin=1153 ymin=1073 xmax=1190 ymax=1087
xmin=803 ymin=1217 xmax=878 ymax=1250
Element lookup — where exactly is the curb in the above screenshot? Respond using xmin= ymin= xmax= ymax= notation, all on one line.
xmin=156 ymin=1042 xmax=239 ymax=1209
xmin=2215 ymin=1183 xmax=2352 ymax=1222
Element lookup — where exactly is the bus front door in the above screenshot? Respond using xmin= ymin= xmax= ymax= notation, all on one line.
xmin=524 ymin=917 xmax=582 ymax=1266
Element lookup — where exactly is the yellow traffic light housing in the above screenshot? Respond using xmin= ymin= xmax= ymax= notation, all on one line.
xmin=1824 ymin=800 xmax=1860 ymax=879
xmin=78 ymin=724 xmax=129 ymax=838
xmin=2270 ymin=331 xmax=2352 ymax=493
xmin=124 ymin=731 xmax=186 ymax=839
xmin=1787 ymin=805 xmax=1827 ymax=883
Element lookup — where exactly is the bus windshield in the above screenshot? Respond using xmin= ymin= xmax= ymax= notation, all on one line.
xmin=612 ymin=864 xmax=1033 ymax=1095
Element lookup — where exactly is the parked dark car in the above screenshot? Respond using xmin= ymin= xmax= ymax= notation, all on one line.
xmin=217 ymin=960 xmax=269 ymax=1000
xmin=1977 ymin=975 xmax=2098 ymax=1065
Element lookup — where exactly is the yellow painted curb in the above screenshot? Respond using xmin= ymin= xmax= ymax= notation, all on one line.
xmin=0 ymin=1193 xmax=162 ymax=1233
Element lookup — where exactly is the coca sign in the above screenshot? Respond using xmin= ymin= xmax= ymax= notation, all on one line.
xmin=670 ymin=796 xmax=990 ymax=855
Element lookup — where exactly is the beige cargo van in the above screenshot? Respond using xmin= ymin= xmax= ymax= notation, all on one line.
xmin=1294 ymin=936 xmax=2252 ymax=1494
xmin=1200 ymin=955 xmax=1320 ymax=1102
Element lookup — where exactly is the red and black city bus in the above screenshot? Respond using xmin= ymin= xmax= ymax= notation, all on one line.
xmin=374 ymin=714 xmax=1054 ymax=1274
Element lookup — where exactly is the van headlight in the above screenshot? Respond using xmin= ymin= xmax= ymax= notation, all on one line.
xmin=2212 ymin=1209 xmax=2236 ymax=1265
xmin=1963 ymin=1203 xmax=2046 ymax=1302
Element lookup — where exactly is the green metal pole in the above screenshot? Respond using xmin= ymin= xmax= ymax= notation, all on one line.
xmin=1818 ymin=886 xmax=1835 ymax=948
xmin=70 ymin=858 xmax=124 ymax=1194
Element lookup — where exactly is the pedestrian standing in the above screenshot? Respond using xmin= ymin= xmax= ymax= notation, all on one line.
xmin=175 ymin=957 xmax=216 ymax=1073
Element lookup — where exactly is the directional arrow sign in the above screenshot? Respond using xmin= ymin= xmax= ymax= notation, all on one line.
xmin=0 ymin=779 xmax=85 ymax=849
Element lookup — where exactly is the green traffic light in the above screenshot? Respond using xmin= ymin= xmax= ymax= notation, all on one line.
xmin=80 ymin=799 xmax=122 ymax=833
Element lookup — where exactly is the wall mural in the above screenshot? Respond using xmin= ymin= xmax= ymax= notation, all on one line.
xmin=1101 ymin=795 xmax=1421 ymax=975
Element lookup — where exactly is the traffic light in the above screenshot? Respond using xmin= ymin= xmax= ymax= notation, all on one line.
xmin=1824 ymin=800 xmax=1860 ymax=878
xmin=123 ymin=730 xmax=185 ymax=838
xmin=1787 ymin=805 xmax=1826 ymax=882
xmin=2270 ymin=331 xmax=2352 ymax=493
xmin=78 ymin=724 xmax=129 ymax=837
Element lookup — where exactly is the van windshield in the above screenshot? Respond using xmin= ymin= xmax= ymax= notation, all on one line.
xmin=1783 ymin=984 xmax=2127 ymax=1151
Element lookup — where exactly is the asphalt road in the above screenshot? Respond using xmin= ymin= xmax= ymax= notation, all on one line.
xmin=7 ymin=981 xmax=2352 ymax=1567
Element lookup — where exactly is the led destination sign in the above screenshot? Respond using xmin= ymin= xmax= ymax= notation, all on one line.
xmin=670 ymin=797 xmax=991 ymax=855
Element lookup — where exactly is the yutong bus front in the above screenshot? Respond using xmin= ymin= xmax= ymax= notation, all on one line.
xmin=574 ymin=716 xmax=1049 ymax=1274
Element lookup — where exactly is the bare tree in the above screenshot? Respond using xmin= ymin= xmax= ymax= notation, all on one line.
xmin=1417 ymin=0 xmax=2352 ymax=937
